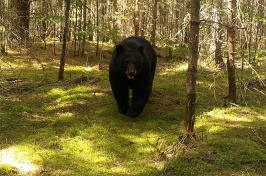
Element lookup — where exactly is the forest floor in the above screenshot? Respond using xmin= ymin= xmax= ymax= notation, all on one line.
xmin=0 ymin=42 xmax=266 ymax=176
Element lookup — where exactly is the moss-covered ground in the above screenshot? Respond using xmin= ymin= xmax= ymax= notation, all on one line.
xmin=0 ymin=43 xmax=265 ymax=175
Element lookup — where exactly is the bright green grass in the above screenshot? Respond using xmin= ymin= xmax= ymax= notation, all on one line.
xmin=0 ymin=46 xmax=265 ymax=175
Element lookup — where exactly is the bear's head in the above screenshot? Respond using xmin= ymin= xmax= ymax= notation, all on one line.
xmin=114 ymin=44 xmax=144 ymax=79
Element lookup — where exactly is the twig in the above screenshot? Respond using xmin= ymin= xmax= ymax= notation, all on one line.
xmin=160 ymin=135 xmax=193 ymax=176
xmin=244 ymin=58 xmax=266 ymax=88
xmin=252 ymin=128 xmax=266 ymax=146
xmin=252 ymin=88 xmax=266 ymax=95
xmin=200 ymin=19 xmax=247 ymax=30
xmin=161 ymin=160 xmax=171 ymax=176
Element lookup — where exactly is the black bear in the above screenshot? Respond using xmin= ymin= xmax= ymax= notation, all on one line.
xmin=109 ymin=36 xmax=157 ymax=118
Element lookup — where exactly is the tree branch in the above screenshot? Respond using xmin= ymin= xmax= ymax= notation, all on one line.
xmin=200 ymin=19 xmax=247 ymax=30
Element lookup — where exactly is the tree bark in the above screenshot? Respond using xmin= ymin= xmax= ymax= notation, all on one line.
xmin=11 ymin=0 xmax=30 ymax=45
xmin=151 ymin=0 xmax=158 ymax=46
xmin=58 ymin=0 xmax=70 ymax=81
xmin=247 ymin=0 xmax=254 ymax=63
xmin=96 ymin=0 xmax=99 ymax=56
xmin=214 ymin=0 xmax=225 ymax=68
xmin=253 ymin=0 xmax=264 ymax=63
xmin=81 ymin=0 xmax=87 ymax=56
xmin=74 ymin=0 xmax=78 ymax=56
xmin=133 ymin=0 xmax=140 ymax=36
xmin=184 ymin=0 xmax=200 ymax=133
xmin=227 ymin=0 xmax=237 ymax=103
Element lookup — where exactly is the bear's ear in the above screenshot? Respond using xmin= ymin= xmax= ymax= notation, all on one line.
xmin=115 ymin=44 xmax=124 ymax=56
xmin=138 ymin=45 xmax=144 ymax=54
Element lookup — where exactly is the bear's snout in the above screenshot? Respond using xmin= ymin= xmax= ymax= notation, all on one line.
xmin=126 ymin=63 xmax=136 ymax=79
xmin=127 ymin=72 xmax=135 ymax=79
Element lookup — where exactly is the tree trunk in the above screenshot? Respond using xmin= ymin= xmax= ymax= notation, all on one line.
xmin=74 ymin=0 xmax=78 ymax=56
xmin=215 ymin=32 xmax=225 ymax=67
xmin=253 ymin=0 xmax=264 ymax=63
xmin=81 ymin=0 xmax=87 ymax=56
xmin=214 ymin=0 xmax=225 ymax=68
xmin=151 ymin=0 xmax=158 ymax=46
xmin=133 ymin=0 xmax=140 ymax=36
xmin=227 ymin=0 xmax=237 ymax=103
xmin=112 ymin=0 xmax=119 ymax=44
xmin=184 ymin=0 xmax=200 ymax=133
xmin=41 ymin=1 xmax=48 ymax=49
xmin=247 ymin=0 xmax=254 ymax=63
xmin=140 ymin=6 xmax=146 ymax=37
xmin=96 ymin=0 xmax=99 ymax=57
xmin=58 ymin=0 xmax=70 ymax=81
xmin=11 ymin=0 xmax=30 ymax=45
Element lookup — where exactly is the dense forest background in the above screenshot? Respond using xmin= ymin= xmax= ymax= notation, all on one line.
xmin=0 ymin=0 xmax=265 ymax=175
xmin=1 ymin=0 xmax=265 ymax=62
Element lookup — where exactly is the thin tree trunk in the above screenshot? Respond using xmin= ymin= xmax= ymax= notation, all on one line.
xmin=214 ymin=0 xmax=225 ymax=68
xmin=58 ymin=0 xmax=70 ymax=81
xmin=96 ymin=0 xmax=99 ymax=57
xmin=151 ymin=0 xmax=158 ymax=46
xmin=112 ymin=0 xmax=119 ymax=44
xmin=133 ymin=0 xmax=140 ymax=36
xmin=140 ymin=7 xmax=146 ymax=37
xmin=227 ymin=0 xmax=237 ymax=103
xmin=74 ymin=0 xmax=78 ymax=56
xmin=253 ymin=0 xmax=264 ymax=63
xmin=12 ymin=0 xmax=30 ymax=46
xmin=88 ymin=0 xmax=94 ymax=43
xmin=215 ymin=32 xmax=224 ymax=67
xmin=184 ymin=0 xmax=200 ymax=133
xmin=78 ymin=4 xmax=82 ymax=56
xmin=81 ymin=0 xmax=87 ymax=56
xmin=247 ymin=0 xmax=254 ymax=63
xmin=41 ymin=1 xmax=47 ymax=49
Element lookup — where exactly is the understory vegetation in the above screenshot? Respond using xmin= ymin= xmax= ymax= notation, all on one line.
xmin=0 ymin=43 xmax=265 ymax=175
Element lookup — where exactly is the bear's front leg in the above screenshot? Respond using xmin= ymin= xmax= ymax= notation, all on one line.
xmin=127 ymin=89 xmax=151 ymax=118
xmin=112 ymin=86 xmax=129 ymax=115
xmin=109 ymin=75 xmax=130 ymax=115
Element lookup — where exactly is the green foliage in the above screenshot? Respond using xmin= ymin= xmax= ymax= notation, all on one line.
xmin=256 ymin=50 xmax=266 ymax=58
xmin=34 ymin=13 xmax=64 ymax=23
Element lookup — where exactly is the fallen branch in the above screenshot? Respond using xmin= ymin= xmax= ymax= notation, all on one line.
xmin=252 ymin=128 xmax=266 ymax=146
xmin=244 ymin=58 xmax=266 ymax=88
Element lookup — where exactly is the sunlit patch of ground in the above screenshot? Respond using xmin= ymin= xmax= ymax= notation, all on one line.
xmin=0 ymin=147 xmax=39 ymax=174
